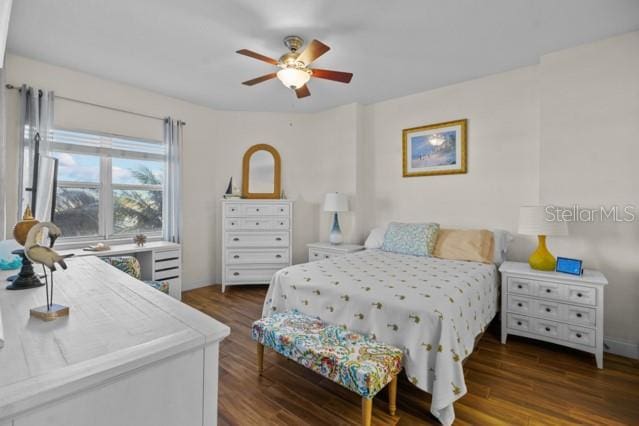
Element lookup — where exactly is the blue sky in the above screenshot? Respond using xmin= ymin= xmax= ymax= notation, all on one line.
xmin=52 ymin=152 xmax=163 ymax=184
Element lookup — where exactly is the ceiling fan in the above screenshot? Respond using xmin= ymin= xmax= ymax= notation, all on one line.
xmin=236 ymin=36 xmax=353 ymax=99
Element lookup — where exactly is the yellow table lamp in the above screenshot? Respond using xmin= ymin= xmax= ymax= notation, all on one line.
xmin=518 ymin=206 xmax=568 ymax=271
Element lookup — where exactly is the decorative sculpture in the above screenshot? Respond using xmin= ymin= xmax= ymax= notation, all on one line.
xmin=6 ymin=206 xmax=44 ymax=290
xmin=24 ymin=222 xmax=72 ymax=321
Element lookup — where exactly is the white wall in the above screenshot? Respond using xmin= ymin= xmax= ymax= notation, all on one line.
xmin=539 ymin=32 xmax=639 ymax=352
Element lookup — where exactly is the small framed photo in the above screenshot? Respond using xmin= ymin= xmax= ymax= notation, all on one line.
xmin=402 ymin=119 xmax=467 ymax=177
xmin=556 ymin=257 xmax=583 ymax=276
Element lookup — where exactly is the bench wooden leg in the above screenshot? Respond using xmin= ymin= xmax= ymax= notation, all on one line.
xmin=388 ymin=375 xmax=398 ymax=416
xmin=362 ymin=398 xmax=372 ymax=426
xmin=257 ymin=342 xmax=264 ymax=375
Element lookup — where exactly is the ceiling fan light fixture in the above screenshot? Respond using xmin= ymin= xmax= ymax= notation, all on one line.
xmin=276 ymin=67 xmax=311 ymax=90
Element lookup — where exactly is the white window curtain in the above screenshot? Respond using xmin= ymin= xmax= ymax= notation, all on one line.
xmin=162 ymin=118 xmax=183 ymax=243
xmin=18 ymin=85 xmax=55 ymax=219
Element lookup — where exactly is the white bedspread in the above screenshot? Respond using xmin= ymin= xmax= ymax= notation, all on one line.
xmin=263 ymin=249 xmax=498 ymax=425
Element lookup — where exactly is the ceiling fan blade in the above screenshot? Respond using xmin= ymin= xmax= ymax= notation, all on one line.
xmin=295 ymin=85 xmax=311 ymax=98
xmin=242 ymin=73 xmax=278 ymax=86
xmin=236 ymin=49 xmax=279 ymax=65
xmin=311 ymin=68 xmax=353 ymax=83
xmin=296 ymin=39 xmax=330 ymax=65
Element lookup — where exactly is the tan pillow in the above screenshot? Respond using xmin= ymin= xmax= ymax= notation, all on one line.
xmin=433 ymin=229 xmax=494 ymax=264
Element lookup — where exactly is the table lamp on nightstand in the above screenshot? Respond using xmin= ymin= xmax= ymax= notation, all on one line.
xmin=518 ymin=206 xmax=568 ymax=271
xmin=324 ymin=192 xmax=349 ymax=245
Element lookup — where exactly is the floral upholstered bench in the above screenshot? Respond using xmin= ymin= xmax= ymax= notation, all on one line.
xmin=101 ymin=256 xmax=170 ymax=294
xmin=251 ymin=310 xmax=403 ymax=426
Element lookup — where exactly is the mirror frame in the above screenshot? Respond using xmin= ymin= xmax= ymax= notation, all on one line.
xmin=242 ymin=144 xmax=281 ymax=199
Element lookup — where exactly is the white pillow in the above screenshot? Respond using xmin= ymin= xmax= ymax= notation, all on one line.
xmin=364 ymin=226 xmax=387 ymax=249
xmin=492 ymin=229 xmax=513 ymax=265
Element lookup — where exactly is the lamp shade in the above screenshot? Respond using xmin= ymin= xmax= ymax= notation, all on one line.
xmin=518 ymin=206 xmax=568 ymax=236
xmin=324 ymin=192 xmax=349 ymax=212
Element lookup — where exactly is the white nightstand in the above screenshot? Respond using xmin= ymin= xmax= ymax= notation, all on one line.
xmin=307 ymin=242 xmax=365 ymax=262
xmin=499 ymin=261 xmax=607 ymax=368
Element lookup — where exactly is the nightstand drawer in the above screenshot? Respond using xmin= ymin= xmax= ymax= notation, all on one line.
xmin=534 ymin=299 xmax=562 ymax=321
xmin=532 ymin=318 xmax=562 ymax=340
xmin=565 ymin=324 xmax=596 ymax=347
xmin=536 ymin=281 xmax=562 ymax=301
xmin=507 ymin=314 xmax=532 ymax=332
xmin=562 ymin=304 xmax=596 ymax=327
xmin=507 ymin=277 xmax=535 ymax=295
xmin=507 ymin=295 xmax=533 ymax=315
xmin=564 ymin=284 xmax=596 ymax=306
xmin=309 ymin=249 xmax=334 ymax=261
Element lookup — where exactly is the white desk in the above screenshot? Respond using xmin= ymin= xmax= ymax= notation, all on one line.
xmin=0 ymin=256 xmax=230 ymax=426
xmin=59 ymin=241 xmax=182 ymax=299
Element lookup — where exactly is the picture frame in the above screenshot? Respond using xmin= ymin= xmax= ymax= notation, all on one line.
xmin=402 ymin=119 xmax=467 ymax=177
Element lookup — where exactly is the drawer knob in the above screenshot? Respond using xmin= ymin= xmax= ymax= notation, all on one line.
xmin=276 ymin=237 xmax=282 ymax=241
xmin=280 ymin=208 xmax=284 ymax=212
xmin=231 ymin=208 xmax=236 ymax=212
xmin=576 ymin=313 xmax=583 ymax=318
xmin=233 ymin=272 xmax=240 ymax=276
xmin=545 ymin=327 xmax=551 ymax=332
xmin=517 ymin=321 xmax=522 ymax=326
xmin=546 ymin=289 xmax=551 ymax=293
xmin=517 ymin=303 xmax=522 ymax=307
xmin=256 ymin=222 xmax=260 ymax=225
xmin=517 ymin=284 xmax=522 ymax=289
xmin=280 ymin=222 xmax=284 ymax=225
xmin=233 ymin=255 xmax=240 ymax=259
xmin=256 ymin=208 xmax=260 ymax=212
xmin=275 ymin=254 xmax=282 ymax=258
xmin=576 ymin=333 xmax=582 ymax=338
xmin=233 ymin=237 xmax=240 ymax=242
xmin=314 ymin=253 xmax=318 ymax=257
xmin=577 ymin=292 xmax=583 ymax=298
xmin=545 ymin=308 xmax=551 ymax=313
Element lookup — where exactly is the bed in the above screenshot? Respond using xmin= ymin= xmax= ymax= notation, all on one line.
xmin=262 ymin=249 xmax=499 ymax=425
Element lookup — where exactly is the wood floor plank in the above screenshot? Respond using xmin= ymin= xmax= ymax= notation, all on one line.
xmin=184 ymin=285 xmax=639 ymax=425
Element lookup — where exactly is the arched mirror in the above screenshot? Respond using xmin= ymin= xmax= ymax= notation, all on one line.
xmin=242 ymin=144 xmax=281 ymax=199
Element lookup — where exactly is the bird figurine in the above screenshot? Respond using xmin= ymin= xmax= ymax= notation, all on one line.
xmin=24 ymin=222 xmax=73 ymax=320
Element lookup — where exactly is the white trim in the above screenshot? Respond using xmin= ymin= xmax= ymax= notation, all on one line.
xmin=604 ymin=337 xmax=639 ymax=359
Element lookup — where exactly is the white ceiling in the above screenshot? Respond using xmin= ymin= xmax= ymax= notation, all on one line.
xmin=7 ymin=0 xmax=639 ymax=113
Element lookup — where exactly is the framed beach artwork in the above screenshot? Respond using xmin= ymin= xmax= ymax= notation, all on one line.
xmin=402 ymin=119 xmax=467 ymax=177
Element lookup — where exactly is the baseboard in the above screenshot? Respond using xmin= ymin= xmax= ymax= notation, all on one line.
xmin=604 ymin=337 xmax=639 ymax=359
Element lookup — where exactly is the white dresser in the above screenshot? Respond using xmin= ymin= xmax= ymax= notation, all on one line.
xmin=221 ymin=199 xmax=293 ymax=292
xmin=499 ymin=261 xmax=607 ymax=368
xmin=0 ymin=256 xmax=229 ymax=426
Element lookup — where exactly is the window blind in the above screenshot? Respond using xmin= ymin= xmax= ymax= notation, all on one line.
xmin=50 ymin=129 xmax=165 ymax=161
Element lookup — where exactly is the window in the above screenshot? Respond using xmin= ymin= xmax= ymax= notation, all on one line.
xmin=48 ymin=129 xmax=166 ymax=241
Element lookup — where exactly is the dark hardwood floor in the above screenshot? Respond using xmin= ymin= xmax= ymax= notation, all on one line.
xmin=183 ymin=285 xmax=639 ymax=425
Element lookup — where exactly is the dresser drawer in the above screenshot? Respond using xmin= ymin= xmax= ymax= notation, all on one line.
xmin=507 ymin=277 xmax=535 ymax=295
xmin=225 ymin=266 xmax=284 ymax=283
xmin=564 ymin=284 xmax=596 ymax=306
xmin=226 ymin=232 xmax=289 ymax=247
xmin=565 ymin=323 xmax=596 ymax=347
xmin=507 ymin=295 xmax=533 ymax=315
xmin=225 ymin=203 xmax=290 ymax=217
xmin=507 ymin=313 xmax=532 ymax=332
xmin=225 ymin=218 xmax=290 ymax=231
xmin=562 ymin=304 xmax=596 ymax=327
xmin=154 ymin=258 xmax=180 ymax=270
xmin=227 ymin=249 xmax=288 ymax=264
xmin=309 ymin=249 xmax=335 ymax=261
xmin=155 ymin=267 xmax=180 ymax=281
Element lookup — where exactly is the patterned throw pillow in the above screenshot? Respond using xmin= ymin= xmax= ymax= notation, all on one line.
xmin=381 ymin=222 xmax=440 ymax=256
